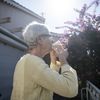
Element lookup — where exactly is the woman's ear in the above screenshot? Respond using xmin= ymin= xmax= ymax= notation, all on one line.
xmin=37 ymin=37 xmax=43 ymax=45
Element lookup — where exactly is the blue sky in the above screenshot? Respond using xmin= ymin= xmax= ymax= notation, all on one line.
xmin=14 ymin=0 xmax=100 ymax=33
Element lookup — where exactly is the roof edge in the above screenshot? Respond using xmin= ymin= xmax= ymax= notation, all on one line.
xmin=1 ymin=0 xmax=45 ymax=22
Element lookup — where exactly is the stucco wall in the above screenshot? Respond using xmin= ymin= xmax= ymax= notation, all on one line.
xmin=0 ymin=2 xmax=44 ymax=37
xmin=0 ymin=28 xmax=27 ymax=100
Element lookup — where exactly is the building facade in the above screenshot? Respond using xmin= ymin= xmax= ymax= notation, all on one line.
xmin=0 ymin=0 xmax=45 ymax=37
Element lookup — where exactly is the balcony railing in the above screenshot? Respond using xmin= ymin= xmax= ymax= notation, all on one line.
xmin=81 ymin=81 xmax=100 ymax=100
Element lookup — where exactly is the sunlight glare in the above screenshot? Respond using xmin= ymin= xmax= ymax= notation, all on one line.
xmin=46 ymin=0 xmax=76 ymax=19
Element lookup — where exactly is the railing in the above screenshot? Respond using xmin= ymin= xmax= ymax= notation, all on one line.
xmin=81 ymin=81 xmax=100 ymax=100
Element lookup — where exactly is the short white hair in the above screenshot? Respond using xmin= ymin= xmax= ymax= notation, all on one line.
xmin=22 ymin=21 xmax=50 ymax=47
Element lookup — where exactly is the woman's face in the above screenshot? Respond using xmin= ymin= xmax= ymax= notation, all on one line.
xmin=40 ymin=35 xmax=52 ymax=55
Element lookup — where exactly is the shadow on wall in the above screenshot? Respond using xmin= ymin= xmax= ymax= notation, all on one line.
xmin=0 ymin=27 xmax=27 ymax=100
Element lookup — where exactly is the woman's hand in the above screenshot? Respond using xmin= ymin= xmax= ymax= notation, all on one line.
xmin=50 ymin=49 xmax=57 ymax=65
xmin=52 ymin=41 xmax=68 ymax=65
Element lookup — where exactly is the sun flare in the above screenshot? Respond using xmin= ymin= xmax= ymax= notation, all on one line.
xmin=46 ymin=0 xmax=75 ymax=19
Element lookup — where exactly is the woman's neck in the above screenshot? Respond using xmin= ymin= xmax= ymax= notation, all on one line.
xmin=30 ymin=47 xmax=43 ymax=58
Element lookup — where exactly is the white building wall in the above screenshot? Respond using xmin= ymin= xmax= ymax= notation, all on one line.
xmin=0 ymin=2 xmax=45 ymax=37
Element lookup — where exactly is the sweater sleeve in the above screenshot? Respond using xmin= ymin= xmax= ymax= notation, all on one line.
xmin=26 ymin=55 xmax=78 ymax=98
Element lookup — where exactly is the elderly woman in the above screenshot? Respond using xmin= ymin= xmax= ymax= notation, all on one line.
xmin=11 ymin=22 xmax=78 ymax=100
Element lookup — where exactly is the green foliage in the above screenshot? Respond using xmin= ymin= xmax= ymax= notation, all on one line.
xmin=65 ymin=2 xmax=100 ymax=90
xmin=68 ymin=23 xmax=100 ymax=89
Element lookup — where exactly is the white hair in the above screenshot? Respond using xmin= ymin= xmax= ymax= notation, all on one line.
xmin=22 ymin=21 xmax=50 ymax=47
